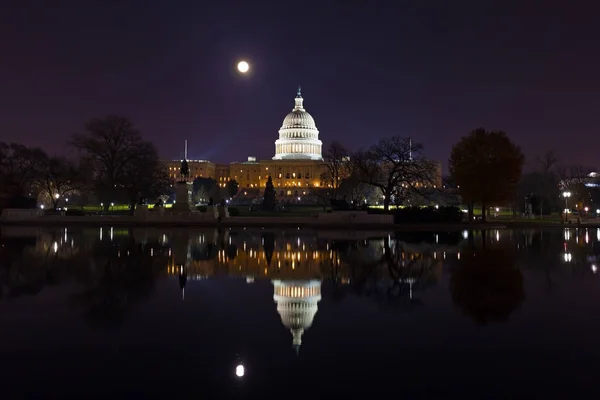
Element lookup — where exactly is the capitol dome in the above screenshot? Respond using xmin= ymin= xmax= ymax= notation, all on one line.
xmin=273 ymin=88 xmax=323 ymax=161
xmin=272 ymin=280 xmax=322 ymax=354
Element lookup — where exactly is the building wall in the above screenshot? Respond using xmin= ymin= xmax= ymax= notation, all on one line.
xmin=259 ymin=160 xmax=327 ymax=198
xmin=164 ymin=160 xmax=215 ymax=182
xmin=215 ymin=164 xmax=230 ymax=187
xmin=162 ymin=158 xmax=442 ymax=201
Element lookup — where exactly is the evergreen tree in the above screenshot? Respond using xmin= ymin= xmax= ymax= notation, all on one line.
xmin=180 ymin=159 xmax=189 ymax=181
xmin=226 ymin=179 xmax=239 ymax=198
xmin=262 ymin=176 xmax=276 ymax=211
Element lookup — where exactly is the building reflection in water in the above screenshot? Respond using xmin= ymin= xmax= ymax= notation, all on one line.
xmin=272 ymin=279 xmax=322 ymax=354
xmin=7 ymin=227 xmax=600 ymax=347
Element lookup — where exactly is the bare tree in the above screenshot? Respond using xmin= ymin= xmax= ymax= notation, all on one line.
xmin=0 ymin=142 xmax=46 ymax=197
xmin=535 ymin=151 xmax=558 ymax=218
xmin=35 ymin=156 xmax=84 ymax=209
xmin=71 ymin=116 xmax=159 ymax=210
xmin=557 ymin=164 xmax=594 ymax=208
xmin=193 ymin=186 xmax=209 ymax=204
xmin=119 ymin=142 xmax=170 ymax=212
xmin=351 ymin=137 xmax=436 ymax=211
xmin=322 ymin=141 xmax=350 ymax=201
xmin=311 ymin=176 xmax=332 ymax=211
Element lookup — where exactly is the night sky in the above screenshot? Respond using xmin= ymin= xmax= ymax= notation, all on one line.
xmin=1 ymin=1 xmax=599 ymax=170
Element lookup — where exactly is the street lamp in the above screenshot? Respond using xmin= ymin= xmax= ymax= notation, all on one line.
xmin=563 ymin=192 xmax=571 ymax=222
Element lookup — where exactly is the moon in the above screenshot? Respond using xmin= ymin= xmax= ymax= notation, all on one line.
xmin=237 ymin=61 xmax=249 ymax=73
xmin=235 ymin=364 xmax=245 ymax=377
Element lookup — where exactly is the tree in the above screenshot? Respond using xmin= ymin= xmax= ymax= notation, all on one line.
xmin=179 ymin=159 xmax=189 ymax=182
xmin=536 ymin=151 xmax=559 ymax=217
xmin=557 ymin=164 xmax=595 ymax=209
xmin=449 ymin=128 xmax=524 ymax=222
xmin=338 ymin=174 xmax=379 ymax=206
xmin=226 ymin=179 xmax=239 ymax=199
xmin=119 ymin=142 xmax=170 ymax=212
xmin=192 ymin=177 xmax=217 ymax=203
xmin=193 ymin=186 xmax=209 ymax=204
xmin=0 ymin=142 xmax=46 ymax=198
xmin=322 ymin=141 xmax=350 ymax=201
xmin=35 ymin=156 xmax=83 ymax=209
xmin=71 ymin=115 xmax=159 ymax=210
xmin=351 ymin=137 xmax=436 ymax=211
xmin=262 ymin=176 xmax=276 ymax=211
xmin=450 ymin=246 xmax=525 ymax=325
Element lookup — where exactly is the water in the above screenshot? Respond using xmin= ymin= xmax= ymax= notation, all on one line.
xmin=1 ymin=226 xmax=599 ymax=398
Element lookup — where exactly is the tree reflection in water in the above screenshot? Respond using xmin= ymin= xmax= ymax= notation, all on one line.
xmin=450 ymin=246 xmax=525 ymax=325
xmin=68 ymin=233 xmax=165 ymax=327
xmin=340 ymin=236 xmax=444 ymax=312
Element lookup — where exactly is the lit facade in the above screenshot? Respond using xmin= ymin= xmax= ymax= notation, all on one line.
xmin=163 ymin=89 xmax=328 ymax=200
xmin=162 ymin=89 xmax=441 ymax=201
xmin=164 ymin=159 xmax=215 ymax=182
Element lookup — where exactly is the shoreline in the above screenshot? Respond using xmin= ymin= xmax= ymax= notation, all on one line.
xmin=0 ymin=215 xmax=596 ymax=231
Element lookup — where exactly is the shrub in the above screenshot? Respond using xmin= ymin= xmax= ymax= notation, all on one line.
xmin=396 ymin=206 xmax=463 ymax=223
xmin=197 ymin=205 xmax=207 ymax=213
xmin=6 ymin=196 xmax=37 ymax=209
xmin=370 ymin=206 xmax=463 ymax=223
xmin=65 ymin=209 xmax=86 ymax=216
xmin=330 ymin=199 xmax=350 ymax=210
xmin=228 ymin=207 xmax=240 ymax=216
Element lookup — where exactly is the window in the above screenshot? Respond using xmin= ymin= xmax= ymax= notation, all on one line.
xmin=280 ymin=191 xmax=284 ymax=196
xmin=287 ymin=190 xmax=292 ymax=196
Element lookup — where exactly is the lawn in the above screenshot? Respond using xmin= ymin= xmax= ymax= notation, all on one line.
xmin=82 ymin=204 xmax=173 ymax=211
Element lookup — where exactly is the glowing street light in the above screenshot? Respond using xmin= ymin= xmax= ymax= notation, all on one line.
xmin=54 ymin=193 xmax=60 ymax=199
xmin=563 ymin=192 xmax=572 ymax=222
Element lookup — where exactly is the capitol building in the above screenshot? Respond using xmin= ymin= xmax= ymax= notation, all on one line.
xmin=163 ymin=88 xmax=330 ymax=201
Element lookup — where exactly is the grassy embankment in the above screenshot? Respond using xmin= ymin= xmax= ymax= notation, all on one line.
xmin=78 ymin=203 xmax=569 ymax=223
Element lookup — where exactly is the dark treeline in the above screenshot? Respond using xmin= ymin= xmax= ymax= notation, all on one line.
xmin=0 ymin=115 xmax=170 ymax=213
xmin=2 ymin=118 xmax=596 ymax=221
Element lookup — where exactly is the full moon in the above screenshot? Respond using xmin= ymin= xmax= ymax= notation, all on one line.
xmin=235 ymin=364 xmax=245 ymax=377
xmin=237 ymin=61 xmax=249 ymax=73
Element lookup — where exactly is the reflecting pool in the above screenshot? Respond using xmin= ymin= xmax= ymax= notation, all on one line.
xmin=1 ymin=226 xmax=599 ymax=397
